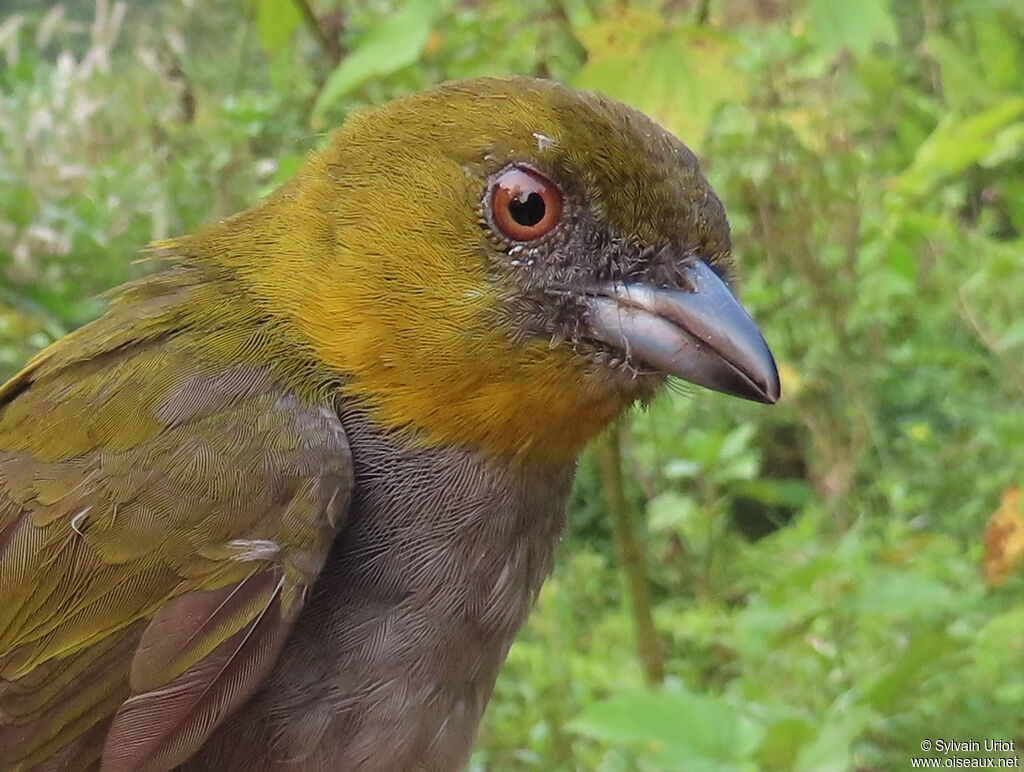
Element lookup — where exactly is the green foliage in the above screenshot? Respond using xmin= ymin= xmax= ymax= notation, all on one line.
xmin=312 ymin=0 xmax=448 ymax=119
xmin=571 ymin=686 xmax=764 ymax=771
xmin=253 ymin=0 xmax=303 ymax=55
xmin=808 ymin=0 xmax=896 ymax=59
xmin=573 ymin=7 xmax=746 ymax=147
xmin=2 ymin=1 xmax=1023 ymax=770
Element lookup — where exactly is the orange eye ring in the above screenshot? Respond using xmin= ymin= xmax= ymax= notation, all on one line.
xmin=490 ymin=166 xmax=563 ymax=242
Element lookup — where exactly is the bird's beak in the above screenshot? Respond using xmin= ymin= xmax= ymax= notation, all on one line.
xmin=581 ymin=259 xmax=780 ymax=404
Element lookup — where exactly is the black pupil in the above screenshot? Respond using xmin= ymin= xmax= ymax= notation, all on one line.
xmin=509 ymin=191 xmax=546 ymax=227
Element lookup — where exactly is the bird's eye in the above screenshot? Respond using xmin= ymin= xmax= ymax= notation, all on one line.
xmin=490 ymin=166 xmax=563 ymax=242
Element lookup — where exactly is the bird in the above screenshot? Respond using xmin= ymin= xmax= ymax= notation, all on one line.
xmin=0 ymin=76 xmax=779 ymax=771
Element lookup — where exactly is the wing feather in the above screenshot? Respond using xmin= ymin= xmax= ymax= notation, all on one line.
xmin=101 ymin=571 xmax=294 ymax=772
xmin=0 ymin=339 xmax=352 ymax=772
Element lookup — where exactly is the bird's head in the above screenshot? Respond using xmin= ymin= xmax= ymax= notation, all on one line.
xmin=196 ymin=77 xmax=778 ymax=462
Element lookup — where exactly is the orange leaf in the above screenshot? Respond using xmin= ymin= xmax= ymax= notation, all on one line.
xmin=983 ymin=486 xmax=1024 ymax=587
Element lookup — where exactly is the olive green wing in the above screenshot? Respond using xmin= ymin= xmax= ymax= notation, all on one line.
xmin=0 ymin=342 xmax=352 ymax=772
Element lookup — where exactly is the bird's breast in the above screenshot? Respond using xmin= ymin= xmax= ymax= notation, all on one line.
xmin=181 ymin=410 xmax=575 ymax=771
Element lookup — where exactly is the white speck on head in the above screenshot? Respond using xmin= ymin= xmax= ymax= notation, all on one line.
xmin=532 ymin=132 xmax=556 ymax=151
xmin=228 ymin=539 xmax=281 ymax=562
xmin=70 ymin=506 xmax=92 ymax=535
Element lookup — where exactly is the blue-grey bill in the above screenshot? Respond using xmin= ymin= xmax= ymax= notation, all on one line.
xmin=583 ymin=260 xmax=780 ymax=404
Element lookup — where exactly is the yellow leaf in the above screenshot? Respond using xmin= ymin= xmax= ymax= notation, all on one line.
xmin=983 ymin=486 xmax=1024 ymax=587
xmin=776 ymin=361 xmax=801 ymax=398
xmin=423 ymin=29 xmax=443 ymax=58
xmin=777 ymin=106 xmax=830 ymax=153
xmin=573 ymin=8 xmax=746 ymax=151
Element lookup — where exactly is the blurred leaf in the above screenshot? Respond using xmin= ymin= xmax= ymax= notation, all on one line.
xmin=647 ymin=490 xmax=699 ymax=533
xmin=776 ymin=104 xmax=831 ymax=154
xmin=918 ymin=14 xmax=1024 ymax=112
xmin=573 ymin=8 xmax=746 ymax=150
xmin=312 ymin=0 xmax=446 ymax=119
xmin=560 ymin=0 xmax=594 ymax=30
xmin=253 ymin=0 xmax=302 ymax=55
xmin=973 ymin=10 xmax=1024 ymax=97
xmin=851 ymin=568 xmax=955 ymax=617
xmin=794 ymin=703 xmax=875 ymax=772
xmin=973 ymin=606 xmax=1024 ymax=690
xmin=756 ymin=715 xmax=817 ymax=771
xmin=983 ymin=486 xmax=1024 ymax=587
xmin=858 ymin=632 xmax=954 ymax=710
xmin=735 ymin=479 xmax=815 ymax=508
xmin=664 ymin=458 xmax=701 ymax=480
xmin=808 ymin=0 xmax=896 ymax=60
xmin=893 ymin=97 xmax=1024 ymax=195
xmin=720 ymin=423 xmax=756 ymax=462
xmin=570 ymin=687 xmax=763 ymax=771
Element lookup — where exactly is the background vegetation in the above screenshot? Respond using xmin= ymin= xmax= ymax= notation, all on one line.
xmin=1 ymin=0 xmax=1022 ymax=769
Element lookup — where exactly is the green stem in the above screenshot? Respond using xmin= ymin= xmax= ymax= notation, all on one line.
xmin=695 ymin=0 xmax=712 ymax=25
xmin=290 ymin=0 xmax=341 ymax=65
xmin=595 ymin=420 xmax=664 ymax=686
